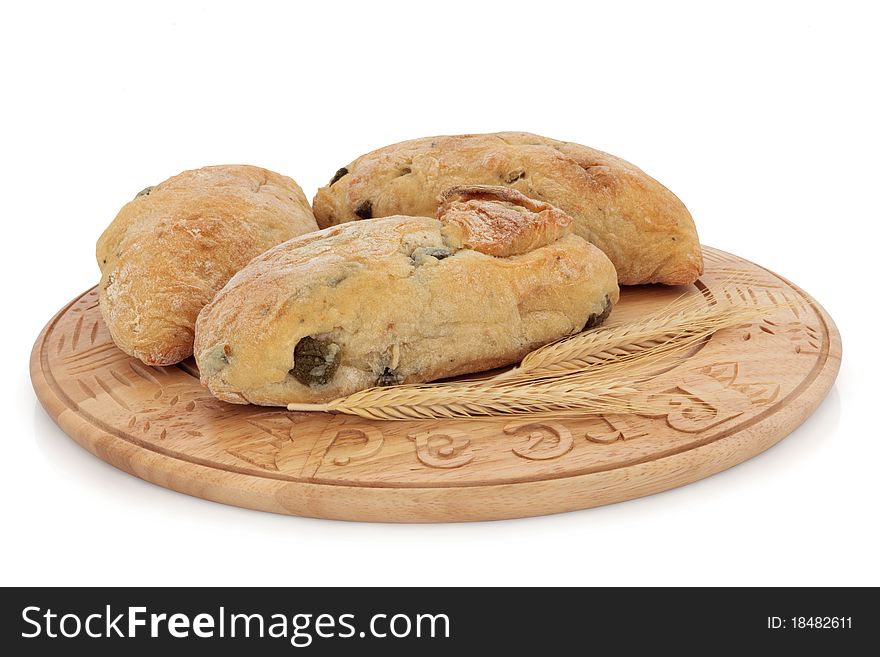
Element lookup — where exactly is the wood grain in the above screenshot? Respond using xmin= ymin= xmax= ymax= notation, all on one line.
xmin=30 ymin=247 xmax=841 ymax=522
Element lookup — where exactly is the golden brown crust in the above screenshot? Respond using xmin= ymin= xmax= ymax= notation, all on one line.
xmin=438 ymin=185 xmax=572 ymax=257
xmin=96 ymin=165 xmax=318 ymax=366
xmin=194 ymin=196 xmax=619 ymax=406
xmin=312 ymin=132 xmax=703 ymax=285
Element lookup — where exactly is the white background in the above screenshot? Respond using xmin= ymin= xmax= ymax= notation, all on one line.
xmin=1 ymin=1 xmax=877 ymax=586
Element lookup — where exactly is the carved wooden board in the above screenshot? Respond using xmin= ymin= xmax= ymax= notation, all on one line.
xmin=30 ymin=247 xmax=841 ymax=522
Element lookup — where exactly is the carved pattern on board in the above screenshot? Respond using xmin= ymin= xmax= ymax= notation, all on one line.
xmin=708 ymin=267 xmax=783 ymax=290
xmin=701 ymin=250 xmax=740 ymax=266
xmin=504 ymin=422 xmax=573 ymax=460
xmin=742 ymin=319 xmax=821 ymax=355
xmin=584 ymin=414 xmax=651 ymax=444
xmin=699 ymin=362 xmax=781 ymax=405
xmin=643 ymin=362 xmax=781 ymax=433
xmin=408 ymin=430 xmax=475 ymax=469
xmin=225 ymin=413 xmax=301 ymax=471
xmin=323 ymin=427 xmax=384 ymax=466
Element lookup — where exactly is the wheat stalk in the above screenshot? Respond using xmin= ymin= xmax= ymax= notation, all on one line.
xmin=289 ymin=381 xmax=655 ymax=421
xmin=504 ymin=301 xmax=772 ymax=380
xmin=287 ymin=285 xmax=784 ymax=420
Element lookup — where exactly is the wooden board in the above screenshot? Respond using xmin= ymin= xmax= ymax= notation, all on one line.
xmin=30 ymin=247 xmax=841 ymax=522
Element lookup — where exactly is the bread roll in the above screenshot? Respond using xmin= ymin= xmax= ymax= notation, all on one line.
xmin=97 ymin=165 xmax=318 ymax=365
xmin=195 ymin=186 xmax=619 ymax=405
xmin=313 ymin=132 xmax=702 ymax=285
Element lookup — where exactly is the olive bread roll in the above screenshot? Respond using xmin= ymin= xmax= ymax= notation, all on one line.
xmin=97 ymin=165 xmax=318 ymax=365
xmin=194 ymin=186 xmax=619 ymax=405
xmin=313 ymin=132 xmax=702 ymax=285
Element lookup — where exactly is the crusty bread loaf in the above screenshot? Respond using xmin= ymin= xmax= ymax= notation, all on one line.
xmin=97 ymin=165 xmax=318 ymax=366
xmin=313 ymin=132 xmax=702 ymax=285
xmin=194 ymin=186 xmax=619 ymax=405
